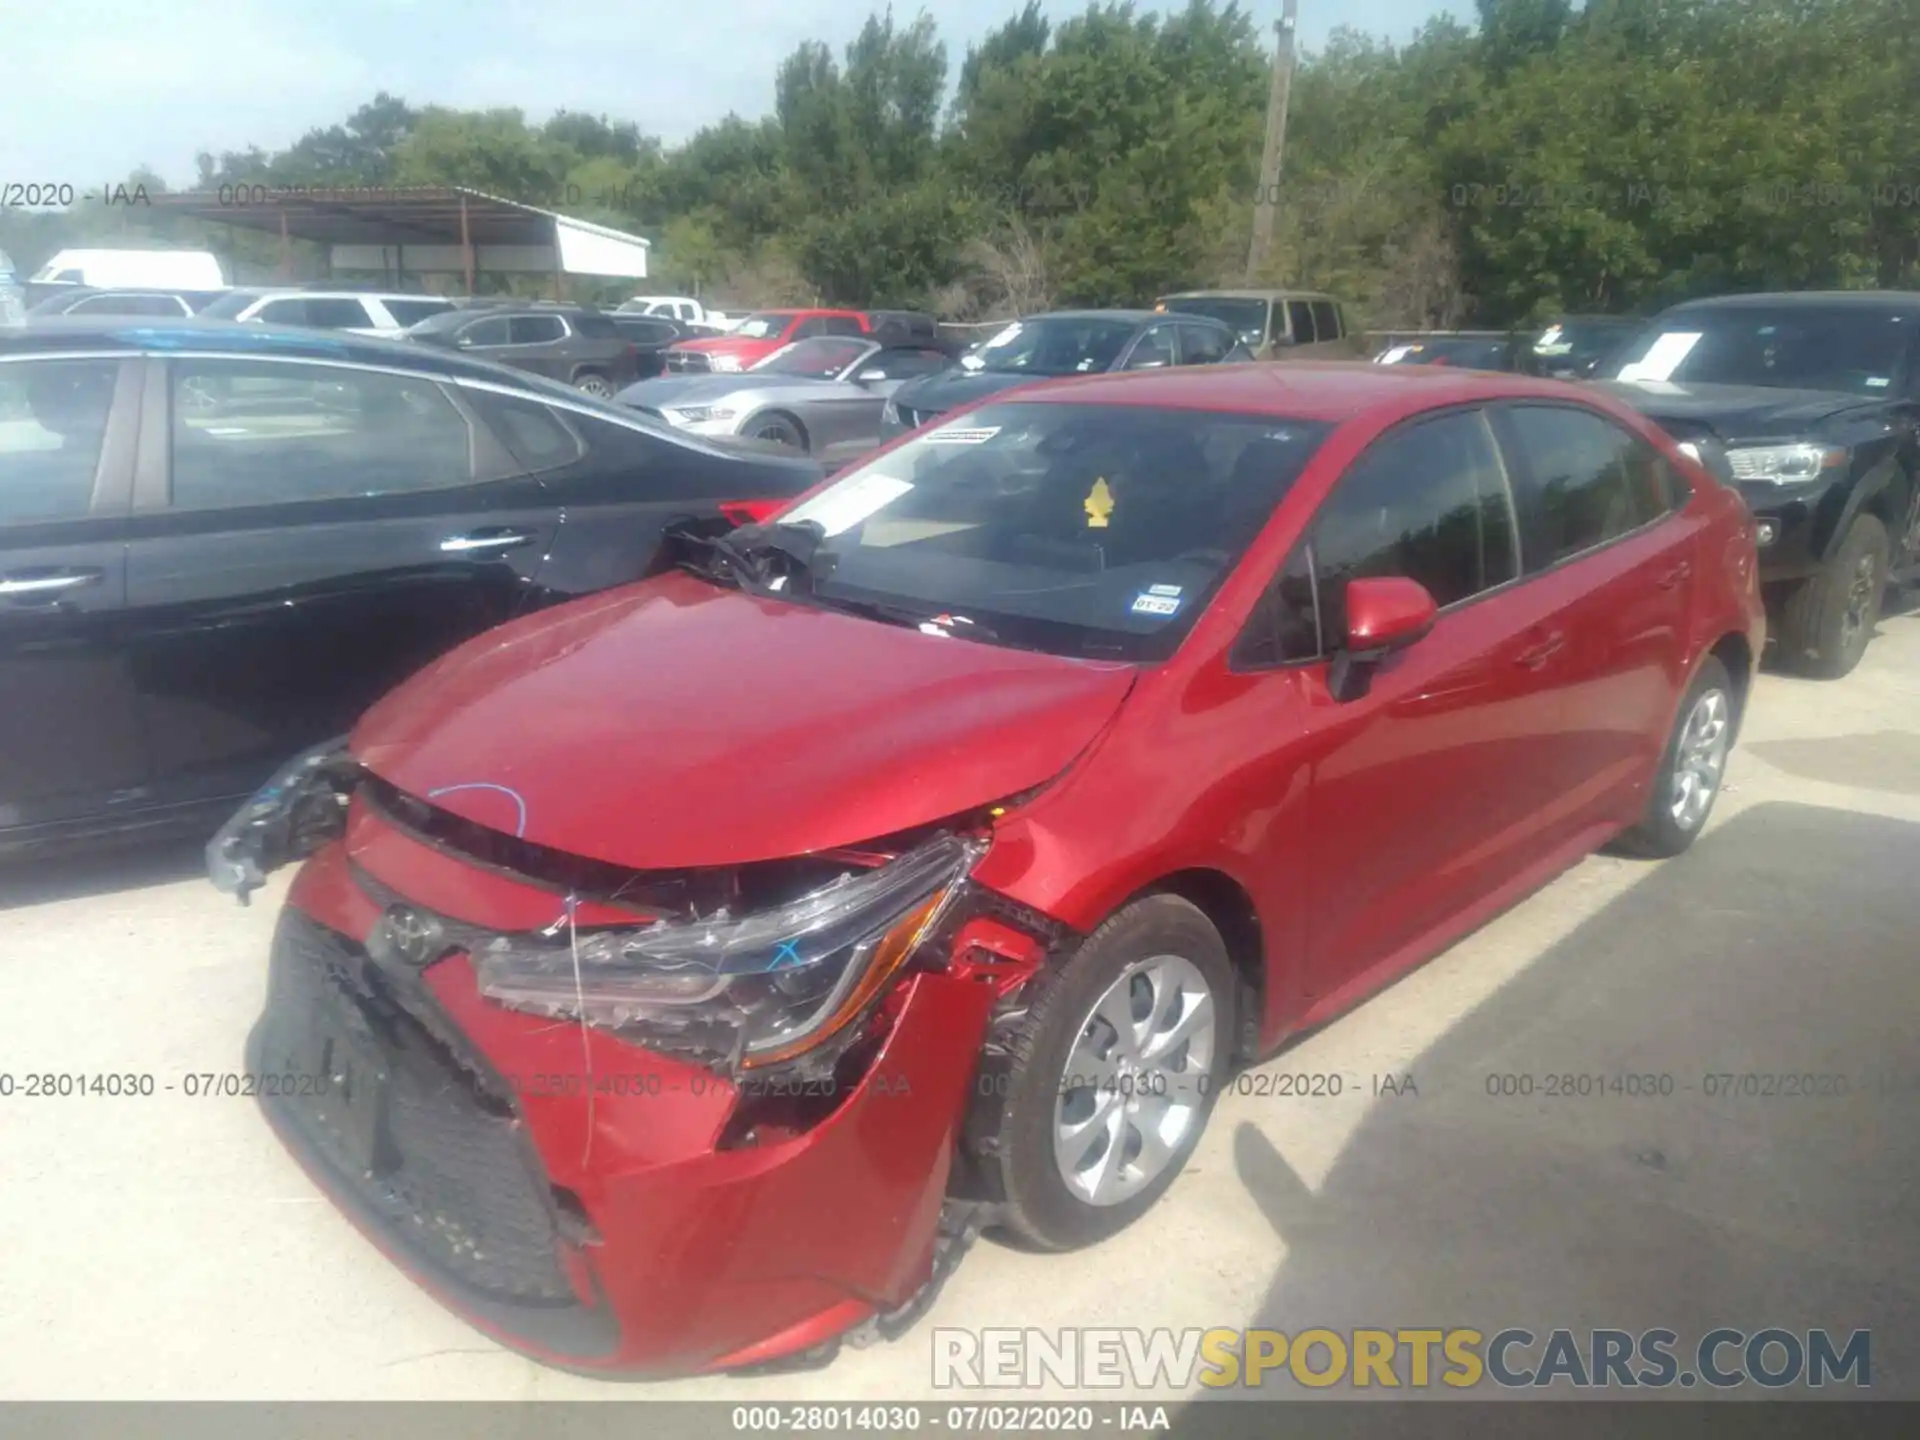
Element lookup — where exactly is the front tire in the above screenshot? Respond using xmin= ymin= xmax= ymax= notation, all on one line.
xmin=572 ymin=371 xmax=615 ymax=398
xmin=985 ymin=895 xmax=1235 ymax=1251
xmin=1615 ymin=655 xmax=1735 ymax=858
xmin=1777 ymin=514 xmax=1888 ymax=679
xmin=748 ymin=412 xmax=808 ymax=451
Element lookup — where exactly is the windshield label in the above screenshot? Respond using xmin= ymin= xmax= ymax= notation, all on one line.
xmin=783 ymin=471 xmax=913 ymax=537
xmin=923 ymin=425 xmax=1001 ymax=445
xmin=1147 ymin=583 xmax=1183 ymax=597
xmin=1131 ymin=592 xmax=1182 ymax=616
xmin=1616 ymin=331 xmax=1702 ymax=383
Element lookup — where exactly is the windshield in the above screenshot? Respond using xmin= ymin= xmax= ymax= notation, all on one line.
xmin=752 ymin=337 xmax=871 ymax=378
xmin=1604 ymin=307 xmax=1913 ymax=395
xmin=967 ymin=317 xmax=1142 ymax=377
xmin=767 ymin=401 xmax=1331 ymax=662
xmin=1160 ymin=297 xmax=1268 ymax=347
xmin=733 ymin=311 xmax=796 ymax=340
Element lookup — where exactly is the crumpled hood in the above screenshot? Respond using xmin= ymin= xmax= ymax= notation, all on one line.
xmin=891 ymin=367 xmax=1048 ymax=418
xmin=1589 ymin=379 xmax=1880 ymax=442
xmin=350 ymin=571 xmax=1136 ymax=870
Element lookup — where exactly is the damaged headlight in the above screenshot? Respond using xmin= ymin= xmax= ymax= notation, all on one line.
xmin=206 ymin=737 xmax=360 ymax=904
xmin=474 ymin=832 xmax=984 ymax=1069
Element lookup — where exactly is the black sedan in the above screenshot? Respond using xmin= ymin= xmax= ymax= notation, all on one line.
xmin=878 ymin=310 xmax=1249 ymax=440
xmin=26 ymin=286 xmax=229 ymax=319
xmin=0 ymin=319 xmax=823 ymax=856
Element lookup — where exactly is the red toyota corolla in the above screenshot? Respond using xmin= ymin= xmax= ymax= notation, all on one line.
xmin=210 ymin=363 xmax=1762 ymax=1378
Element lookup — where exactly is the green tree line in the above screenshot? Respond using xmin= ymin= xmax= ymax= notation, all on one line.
xmin=7 ymin=0 xmax=1919 ymax=327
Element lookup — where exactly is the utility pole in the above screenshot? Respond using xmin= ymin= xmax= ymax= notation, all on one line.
xmin=1246 ymin=0 xmax=1299 ymax=284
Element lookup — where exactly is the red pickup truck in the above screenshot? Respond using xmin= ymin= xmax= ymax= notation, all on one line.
xmin=664 ymin=308 xmax=871 ymax=373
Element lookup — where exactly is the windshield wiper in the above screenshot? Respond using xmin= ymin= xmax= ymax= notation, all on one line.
xmin=806 ymin=592 xmax=1005 ymax=643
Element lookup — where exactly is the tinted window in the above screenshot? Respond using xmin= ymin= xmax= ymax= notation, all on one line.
xmin=169 ymin=361 xmax=473 ymax=509
xmin=777 ymin=402 xmax=1331 ymax=663
xmin=971 ymin=317 xmax=1141 ymax=377
xmin=464 ymin=389 xmax=586 ymax=473
xmin=867 ymin=347 xmax=951 ymax=379
xmin=460 ymin=316 xmax=511 ymax=346
xmin=1270 ymin=410 xmax=1518 ymax=660
xmin=1161 ymin=297 xmax=1266 ymax=348
xmin=1177 ymin=323 xmax=1231 ymax=365
xmin=571 ymin=313 xmax=619 ymax=338
xmin=510 ymin=314 xmax=567 ymax=344
xmin=0 ymin=359 xmax=118 ymax=525
xmin=1499 ymin=404 xmax=1664 ymax=569
xmin=733 ymin=312 xmax=798 ymax=340
xmin=1310 ymin=301 xmax=1341 ymax=340
xmin=1604 ymin=306 xmax=1912 ymax=395
xmin=1287 ymin=301 xmax=1316 ymax=345
xmin=254 ymin=298 xmax=309 ymax=325
xmin=69 ymin=293 xmax=186 ymax=317
xmin=302 ymin=298 xmax=374 ymax=329
xmin=819 ymin=315 xmax=867 ymax=337
xmin=755 ymin=338 xmax=872 ymax=378
xmin=615 ymin=318 xmax=679 ymax=344
xmin=1121 ymin=325 xmax=1178 ymax=370
xmin=382 ymin=298 xmax=455 ymax=326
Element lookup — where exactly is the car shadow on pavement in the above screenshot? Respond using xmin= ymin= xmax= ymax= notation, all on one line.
xmin=0 ymin=836 xmax=208 ymax=912
xmin=1182 ymin=801 xmax=1920 ymax=1412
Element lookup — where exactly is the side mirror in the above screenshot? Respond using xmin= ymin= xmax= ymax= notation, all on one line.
xmin=1328 ymin=576 xmax=1437 ymax=702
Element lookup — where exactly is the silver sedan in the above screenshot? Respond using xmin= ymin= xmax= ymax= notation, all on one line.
xmin=614 ymin=336 xmax=957 ymax=467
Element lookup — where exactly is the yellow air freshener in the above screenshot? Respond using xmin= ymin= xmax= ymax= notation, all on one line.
xmin=1084 ymin=477 xmax=1114 ymax=528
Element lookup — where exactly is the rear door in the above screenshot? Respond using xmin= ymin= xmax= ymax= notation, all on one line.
xmin=0 ymin=353 xmax=145 ymax=835
xmin=122 ymin=354 xmax=560 ymax=809
xmin=1488 ymin=401 xmax=1700 ymax=833
xmin=504 ymin=314 xmax=572 ymax=380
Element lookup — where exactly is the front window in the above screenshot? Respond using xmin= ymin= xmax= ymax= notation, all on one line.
xmin=1605 ymin=306 xmax=1912 ymax=395
xmin=732 ymin=311 xmax=798 ymax=341
xmin=751 ymin=337 xmax=872 ymax=378
xmin=1159 ymin=297 xmax=1268 ymax=348
xmin=759 ymin=402 xmax=1331 ymax=662
xmin=963 ymin=317 xmax=1143 ymax=377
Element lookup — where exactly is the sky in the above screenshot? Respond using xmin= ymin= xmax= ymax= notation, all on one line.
xmin=1 ymin=0 xmax=1461 ymax=189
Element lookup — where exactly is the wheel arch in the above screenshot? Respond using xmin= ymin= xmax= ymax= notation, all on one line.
xmin=745 ymin=407 xmax=810 ymax=450
xmin=1118 ymin=867 xmax=1267 ymax=1065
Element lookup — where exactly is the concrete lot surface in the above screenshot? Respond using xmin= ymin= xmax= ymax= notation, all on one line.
xmin=1 ymin=605 xmax=1915 ymax=1401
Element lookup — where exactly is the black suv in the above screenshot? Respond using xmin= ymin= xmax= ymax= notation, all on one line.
xmin=604 ymin=312 xmax=705 ymax=379
xmin=1595 ymin=291 xmax=1920 ymax=677
xmin=405 ymin=304 xmax=641 ymax=397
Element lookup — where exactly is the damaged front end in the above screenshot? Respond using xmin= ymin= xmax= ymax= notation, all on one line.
xmin=206 ymin=738 xmax=362 ymax=904
xmin=471 ymin=831 xmax=987 ymax=1075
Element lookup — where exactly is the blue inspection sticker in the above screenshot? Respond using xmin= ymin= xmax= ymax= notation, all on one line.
xmin=1131 ymin=591 xmax=1182 ymax=617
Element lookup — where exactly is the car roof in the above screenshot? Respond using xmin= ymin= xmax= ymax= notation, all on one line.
xmin=996 ymin=359 xmax=1599 ymax=423
xmin=1660 ymin=290 xmax=1920 ymax=314
xmin=1160 ymin=289 xmax=1337 ymax=303
xmin=0 ymin=315 xmax=579 ymax=387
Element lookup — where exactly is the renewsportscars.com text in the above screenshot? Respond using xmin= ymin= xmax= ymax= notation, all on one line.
xmin=932 ymin=1326 xmax=1871 ymax=1390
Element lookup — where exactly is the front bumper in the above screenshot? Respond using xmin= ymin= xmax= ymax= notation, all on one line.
xmin=251 ymin=835 xmax=999 ymax=1377
xmin=1739 ymin=479 xmax=1849 ymax=584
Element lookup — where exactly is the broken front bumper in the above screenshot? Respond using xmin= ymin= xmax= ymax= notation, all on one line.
xmin=251 ymin=835 xmax=1000 ymax=1376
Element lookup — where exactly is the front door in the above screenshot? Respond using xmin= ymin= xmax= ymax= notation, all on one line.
xmin=123 ymin=354 xmax=558 ymax=810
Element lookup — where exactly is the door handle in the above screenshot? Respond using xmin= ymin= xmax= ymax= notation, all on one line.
xmin=439 ymin=529 xmax=536 ymax=553
xmin=1656 ymin=560 xmax=1693 ymax=590
xmin=1514 ymin=630 xmax=1567 ymax=670
xmin=0 ymin=567 xmax=104 ymax=598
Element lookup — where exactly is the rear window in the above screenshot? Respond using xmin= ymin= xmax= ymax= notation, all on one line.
xmin=1287 ymin=300 xmax=1316 ymax=345
xmin=1160 ymin=297 xmax=1267 ymax=348
xmin=572 ymin=313 xmax=619 ymax=338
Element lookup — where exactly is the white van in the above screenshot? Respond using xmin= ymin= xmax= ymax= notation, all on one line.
xmin=30 ymin=248 xmax=227 ymax=291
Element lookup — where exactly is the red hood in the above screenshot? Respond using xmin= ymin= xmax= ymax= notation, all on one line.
xmin=350 ymin=572 xmax=1136 ymax=869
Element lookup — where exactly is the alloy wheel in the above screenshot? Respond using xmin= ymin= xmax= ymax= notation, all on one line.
xmin=1839 ymin=551 xmax=1879 ymax=654
xmin=1052 ymin=953 xmax=1216 ymax=1207
xmin=574 ymin=375 xmax=614 ymax=398
xmin=1668 ymin=688 xmax=1731 ymax=831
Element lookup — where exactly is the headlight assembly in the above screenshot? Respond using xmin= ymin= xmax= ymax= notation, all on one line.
xmin=473 ymin=832 xmax=986 ymax=1069
xmin=1725 ymin=443 xmax=1847 ymax=483
xmin=673 ymin=405 xmax=738 ymax=424
xmin=206 ymin=737 xmax=360 ymax=904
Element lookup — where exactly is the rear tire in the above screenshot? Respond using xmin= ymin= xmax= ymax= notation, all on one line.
xmin=1615 ymin=655 xmax=1735 ymax=859
xmin=1777 ymin=514 xmax=1888 ymax=679
xmin=572 ymin=371 xmax=614 ymax=398
xmin=985 ymin=895 xmax=1235 ymax=1251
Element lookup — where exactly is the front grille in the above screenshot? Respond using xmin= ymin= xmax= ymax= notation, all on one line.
xmin=255 ymin=909 xmax=578 ymax=1307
